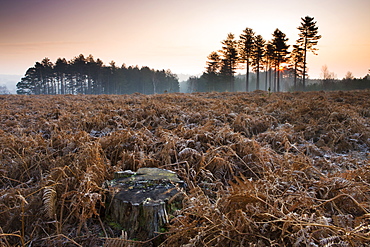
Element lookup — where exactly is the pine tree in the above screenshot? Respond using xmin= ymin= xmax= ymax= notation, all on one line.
xmin=220 ymin=33 xmax=238 ymax=92
xmin=239 ymin=28 xmax=255 ymax=92
xmin=34 ymin=62 xmax=44 ymax=94
xmin=86 ymin=54 xmax=96 ymax=94
xmin=264 ymin=42 xmax=275 ymax=91
xmin=297 ymin=16 xmax=321 ymax=88
xmin=54 ymin=58 xmax=68 ymax=94
xmin=205 ymin=51 xmax=221 ymax=91
xmin=71 ymin=54 xmax=87 ymax=94
xmin=252 ymin=35 xmax=265 ymax=90
xmin=271 ymin=29 xmax=290 ymax=92
xmin=40 ymin=58 xmax=54 ymax=94
xmin=16 ymin=67 xmax=37 ymax=94
xmin=289 ymin=45 xmax=304 ymax=90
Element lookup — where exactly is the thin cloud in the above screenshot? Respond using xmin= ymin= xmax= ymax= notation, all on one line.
xmin=0 ymin=41 xmax=89 ymax=47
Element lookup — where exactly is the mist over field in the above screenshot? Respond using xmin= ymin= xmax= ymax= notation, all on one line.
xmin=0 ymin=74 xmax=21 ymax=94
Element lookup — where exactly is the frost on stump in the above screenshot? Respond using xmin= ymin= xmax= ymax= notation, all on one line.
xmin=104 ymin=168 xmax=184 ymax=241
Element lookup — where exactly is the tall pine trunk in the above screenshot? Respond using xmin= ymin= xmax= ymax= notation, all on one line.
xmin=269 ymin=67 xmax=272 ymax=91
xmin=265 ymin=63 xmax=268 ymax=91
xmin=256 ymin=59 xmax=260 ymax=90
xmin=273 ymin=64 xmax=277 ymax=92
xmin=246 ymin=60 xmax=250 ymax=92
xmin=293 ymin=64 xmax=297 ymax=90
xmin=302 ymin=37 xmax=308 ymax=89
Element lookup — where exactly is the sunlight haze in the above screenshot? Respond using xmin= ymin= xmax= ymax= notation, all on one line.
xmin=1 ymin=0 xmax=369 ymax=84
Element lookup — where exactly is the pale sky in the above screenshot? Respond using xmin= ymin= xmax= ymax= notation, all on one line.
xmin=1 ymin=0 xmax=369 ymax=82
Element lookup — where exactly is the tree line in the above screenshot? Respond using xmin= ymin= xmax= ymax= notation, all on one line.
xmin=185 ymin=16 xmax=321 ymax=93
xmin=0 ymin=85 xmax=10 ymax=95
xmin=304 ymin=67 xmax=370 ymax=91
xmin=16 ymin=54 xmax=179 ymax=95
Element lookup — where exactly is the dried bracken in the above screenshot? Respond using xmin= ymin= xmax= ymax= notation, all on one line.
xmin=0 ymin=90 xmax=369 ymax=246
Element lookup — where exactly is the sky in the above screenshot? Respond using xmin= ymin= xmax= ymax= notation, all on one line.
xmin=1 ymin=0 xmax=369 ymax=88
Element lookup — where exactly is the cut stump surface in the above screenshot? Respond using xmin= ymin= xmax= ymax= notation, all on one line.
xmin=104 ymin=168 xmax=184 ymax=241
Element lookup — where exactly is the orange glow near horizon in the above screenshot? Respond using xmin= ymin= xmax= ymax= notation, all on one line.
xmin=278 ymin=63 xmax=289 ymax=71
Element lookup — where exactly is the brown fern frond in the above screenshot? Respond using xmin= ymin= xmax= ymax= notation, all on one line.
xmin=43 ymin=185 xmax=56 ymax=219
xmin=103 ymin=237 xmax=131 ymax=247
xmin=320 ymin=236 xmax=349 ymax=247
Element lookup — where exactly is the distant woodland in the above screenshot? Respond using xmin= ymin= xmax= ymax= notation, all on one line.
xmin=16 ymin=16 xmax=370 ymax=95
xmin=182 ymin=69 xmax=370 ymax=93
xmin=183 ymin=16 xmax=370 ymax=93
xmin=16 ymin=54 xmax=179 ymax=95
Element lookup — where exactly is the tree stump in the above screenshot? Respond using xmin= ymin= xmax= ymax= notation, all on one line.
xmin=104 ymin=168 xmax=184 ymax=241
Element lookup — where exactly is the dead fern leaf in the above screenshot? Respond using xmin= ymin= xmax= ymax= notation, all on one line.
xmin=320 ymin=236 xmax=349 ymax=247
xmin=104 ymin=238 xmax=131 ymax=247
xmin=43 ymin=186 xmax=56 ymax=219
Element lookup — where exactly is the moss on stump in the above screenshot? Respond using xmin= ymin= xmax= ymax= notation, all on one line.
xmin=104 ymin=168 xmax=184 ymax=242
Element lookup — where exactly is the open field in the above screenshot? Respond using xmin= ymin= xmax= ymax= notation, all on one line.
xmin=1 ymin=90 xmax=370 ymax=246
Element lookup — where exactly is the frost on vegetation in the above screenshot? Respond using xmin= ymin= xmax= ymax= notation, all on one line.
xmin=0 ymin=91 xmax=369 ymax=246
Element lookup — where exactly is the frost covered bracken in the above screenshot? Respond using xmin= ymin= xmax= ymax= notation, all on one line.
xmin=0 ymin=90 xmax=369 ymax=246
